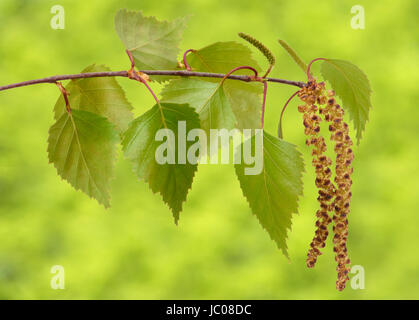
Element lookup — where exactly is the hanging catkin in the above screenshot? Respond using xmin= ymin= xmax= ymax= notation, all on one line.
xmin=297 ymin=81 xmax=335 ymax=268
xmin=298 ymin=80 xmax=354 ymax=291
xmin=321 ymin=90 xmax=353 ymax=291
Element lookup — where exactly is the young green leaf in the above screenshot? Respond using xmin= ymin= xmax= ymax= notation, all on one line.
xmin=48 ymin=109 xmax=119 ymax=208
xmin=320 ymin=59 xmax=372 ymax=144
xmin=122 ymin=103 xmax=201 ymax=223
xmin=114 ymin=9 xmax=187 ymax=82
xmin=235 ymin=131 xmax=304 ymax=258
xmin=278 ymin=39 xmax=307 ymax=73
xmin=54 ymin=64 xmax=133 ymax=133
xmin=186 ymin=42 xmax=263 ymax=129
xmin=160 ymin=78 xmax=236 ymax=136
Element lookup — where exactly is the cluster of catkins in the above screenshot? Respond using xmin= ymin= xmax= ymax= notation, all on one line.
xmin=297 ymin=80 xmax=354 ymax=291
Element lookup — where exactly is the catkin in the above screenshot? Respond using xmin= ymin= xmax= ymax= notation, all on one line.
xmin=320 ymin=90 xmax=353 ymax=291
xmin=238 ymin=33 xmax=276 ymax=66
xmin=298 ymin=80 xmax=354 ymax=291
xmin=297 ymin=81 xmax=335 ymax=268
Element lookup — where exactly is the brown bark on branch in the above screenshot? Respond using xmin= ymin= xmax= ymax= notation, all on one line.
xmin=0 ymin=70 xmax=305 ymax=92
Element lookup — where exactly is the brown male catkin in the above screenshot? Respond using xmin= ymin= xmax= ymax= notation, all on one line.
xmin=320 ymin=90 xmax=353 ymax=291
xmin=297 ymin=81 xmax=335 ymax=268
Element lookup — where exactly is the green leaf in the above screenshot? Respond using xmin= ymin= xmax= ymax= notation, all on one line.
xmin=188 ymin=41 xmax=261 ymax=75
xmin=320 ymin=59 xmax=372 ymax=144
xmin=186 ymin=41 xmax=263 ymax=129
xmin=278 ymin=39 xmax=307 ymax=73
xmin=54 ymin=64 xmax=133 ymax=133
xmin=48 ymin=109 xmax=119 ymax=208
xmin=114 ymin=9 xmax=187 ymax=82
xmin=122 ymin=103 xmax=201 ymax=223
xmin=223 ymin=80 xmax=262 ymax=129
xmin=235 ymin=131 xmax=304 ymax=258
xmin=160 ymin=78 xmax=236 ymax=136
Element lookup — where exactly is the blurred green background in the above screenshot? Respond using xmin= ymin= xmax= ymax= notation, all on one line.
xmin=0 ymin=0 xmax=418 ymax=299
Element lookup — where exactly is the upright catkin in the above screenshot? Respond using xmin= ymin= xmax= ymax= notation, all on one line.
xmin=297 ymin=81 xmax=335 ymax=268
xmin=238 ymin=33 xmax=276 ymax=66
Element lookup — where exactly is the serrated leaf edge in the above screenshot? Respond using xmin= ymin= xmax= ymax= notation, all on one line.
xmin=47 ymin=111 xmax=119 ymax=208
xmin=235 ymin=132 xmax=305 ymax=259
xmin=320 ymin=59 xmax=372 ymax=144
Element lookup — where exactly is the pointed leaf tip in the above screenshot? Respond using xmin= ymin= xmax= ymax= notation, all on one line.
xmin=320 ymin=59 xmax=372 ymax=144
xmin=48 ymin=110 xmax=119 ymax=207
xmin=122 ymin=103 xmax=201 ymax=222
xmin=235 ymin=131 xmax=304 ymax=258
